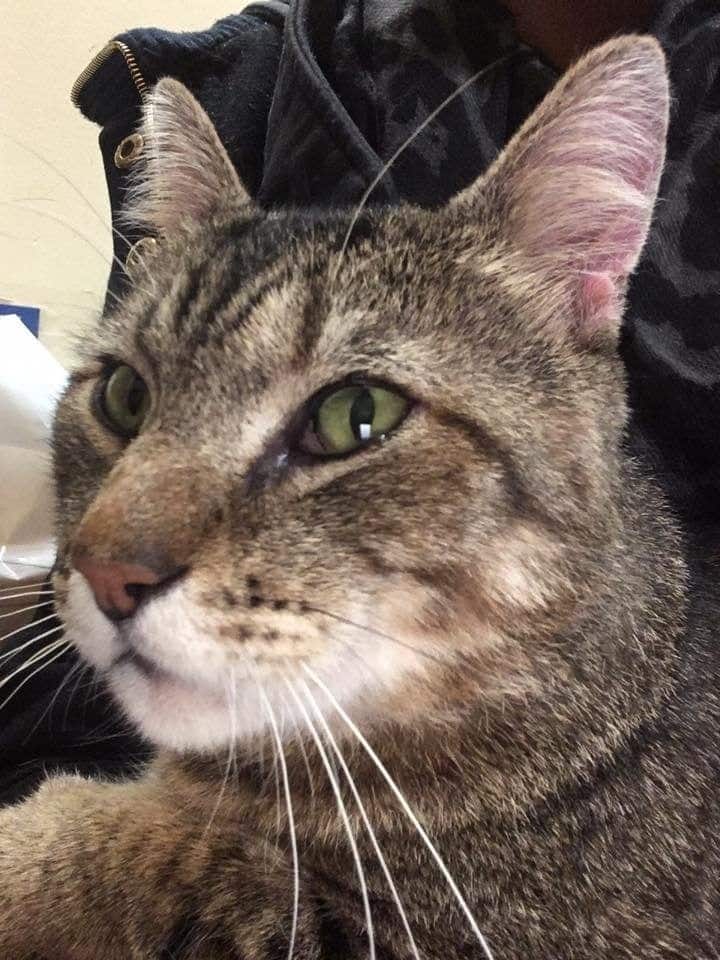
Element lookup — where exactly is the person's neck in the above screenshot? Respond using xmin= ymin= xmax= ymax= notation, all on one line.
xmin=503 ymin=0 xmax=656 ymax=69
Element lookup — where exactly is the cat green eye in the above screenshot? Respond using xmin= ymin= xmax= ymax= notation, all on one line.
xmin=300 ymin=383 xmax=409 ymax=456
xmin=98 ymin=364 xmax=150 ymax=438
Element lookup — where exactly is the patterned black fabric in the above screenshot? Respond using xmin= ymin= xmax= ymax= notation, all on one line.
xmin=258 ymin=0 xmax=554 ymax=207
xmin=2 ymin=0 xmax=718 ymax=803
xmin=623 ymin=0 xmax=720 ymax=522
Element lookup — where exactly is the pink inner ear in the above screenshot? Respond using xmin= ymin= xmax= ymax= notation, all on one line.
xmin=514 ymin=118 xmax=662 ymax=273
xmin=579 ymin=272 xmax=620 ymax=335
xmin=492 ymin=40 xmax=669 ymax=340
xmin=594 ymin=220 xmax=647 ymax=276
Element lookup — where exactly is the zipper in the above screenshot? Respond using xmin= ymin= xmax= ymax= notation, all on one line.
xmin=71 ymin=40 xmax=148 ymax=107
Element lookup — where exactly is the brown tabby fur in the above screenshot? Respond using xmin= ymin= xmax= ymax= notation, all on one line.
xmin=0 ymin=36 xmax=718 ymax=960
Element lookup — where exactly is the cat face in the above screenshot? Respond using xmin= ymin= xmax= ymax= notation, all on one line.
xmin=51 ymin=37 xmax=668 ymax=751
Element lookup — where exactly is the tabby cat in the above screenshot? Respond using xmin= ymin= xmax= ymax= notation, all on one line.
xmin=1 ymin=35 xmax=718 ymax=960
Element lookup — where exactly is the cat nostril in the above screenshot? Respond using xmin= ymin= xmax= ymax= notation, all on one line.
xmin=72 ymin=554 xmax=186 ymax=622
xmin=125 ymin=581 xmax=152 ymax=606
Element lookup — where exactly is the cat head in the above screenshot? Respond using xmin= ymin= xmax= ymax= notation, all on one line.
xmin=52 ymin=37 xmax=669 ymax=752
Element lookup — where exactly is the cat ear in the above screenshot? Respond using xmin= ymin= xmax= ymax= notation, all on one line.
xmin=124 ymin=78 xmax=252 ymax=234
xmin=458 ymin=37 xmax=669 ymax=339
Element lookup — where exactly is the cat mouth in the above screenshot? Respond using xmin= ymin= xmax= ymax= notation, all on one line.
xmin=114 ymin=648 xmax=167 ymax=680
xmin=110 ymin=642 xmax=227 ymax=704
xmin=110 ymin=618 xmax=188 ymax=685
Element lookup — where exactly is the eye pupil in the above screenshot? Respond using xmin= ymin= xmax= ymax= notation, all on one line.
xmin=299 ymin=382 xmax=409 ymax=458
xmin=126 ymin=379 xmax=145 ymax=416
xmin=99 ymin=364 xmax=150 ymax=438
xmin=349 ymin=389 xmax=375 ymax=441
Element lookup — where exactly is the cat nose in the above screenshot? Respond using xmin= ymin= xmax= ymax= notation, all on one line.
xmin=72 ymin=554 xmax=183 ymax=621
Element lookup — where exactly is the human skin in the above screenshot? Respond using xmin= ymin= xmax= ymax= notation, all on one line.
xmin=504 ymin=0 xmax=656 ymax=68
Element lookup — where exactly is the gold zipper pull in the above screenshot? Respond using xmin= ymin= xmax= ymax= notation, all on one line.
xmin=71 ymin=39 xmax=148 ymax=107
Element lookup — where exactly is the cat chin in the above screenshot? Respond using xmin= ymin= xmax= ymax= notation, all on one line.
xmin=106 ymin=653 xmax=409 ymax=753
xmin=108 ymin=661 xmax=269 ymax=751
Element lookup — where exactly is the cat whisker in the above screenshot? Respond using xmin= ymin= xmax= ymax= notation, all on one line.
xmin=75 ymin=703 xmax=123 ymax=741
xmin=0 ymin=613 xmax=62 ymax=663
xmin=80 ymin=669 xmax=104 ymax=724
xmin=0 ymin=596 xmax=55 ymax=612
xmin=330 ymin=51 xmax=519 ymax=286
xmin=0 ymin=597 xmax=55 ymax=611
xmin=0 ymin=640 xmax=72 ymax=714
xmin=254 ymin=676 xmax=283 ymax=854
xmin=301 ymin=603 xmax=448 ymax=667
xmin=245 ymin=590 xmax=446 ymax=668
xmin=203 ymin=672 xmax=237 ymax=841
xmin=100 ymin=284 xmax=126 ymax=311
xmin=0 ymin=584 xmax=54 ymax=598
xmin=298 ymin=677 xmax=420 ymax=960
xmin=22 ymin=655 xmax=83 ymax=745
xmin=0 ymin=632 xmax=67 ymax=690
xmin=74 ymin=699 xmax=138 ymax=747
xmin=0 ymin=613 xmax=59 ymax=655
xmin=0 ymin=128 xmax=138 ymax=255
xmin=302 ymin=664 xmax=496 ymax=960
xmin=230 ymin=677 xmax=240 ymax=794
xmin=0 ymin=600 xmax=55 ymax=620
xmin=7 ymin=194 xmax=57 ymax=205
xmin=329 ymin=635 xmax=390 ymax=694
xmin=258 ymin=725 xmax=266 ymax=782
xmin=0 ymin=200 xmax=154 ymax=300
xmin=290 ymin=711 xmax=317 ymax=804
xmin=0 ymin=199 xmax=113 ymax=270
xmin=63 ymin=662 xmax=93 ymax=731
xmin=271 ymin=725 xmax=283 ymax=843
xmin=286 ymin=678 xmax=376 ymax=960
xmin=77 ymin=729 xmax=139 ymax=746
xmin=0 ymin=236 xmax=104 ymax=316
xmin=259 ymin=686 xmax=300 ymax=960
xmin=82 ymin=679 xmax=112 ymax=710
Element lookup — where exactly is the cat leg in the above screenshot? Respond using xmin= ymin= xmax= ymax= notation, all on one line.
xmin=0 ymin=772 xmax=317 ymax=959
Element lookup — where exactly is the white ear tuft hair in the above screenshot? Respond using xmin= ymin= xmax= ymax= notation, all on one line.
xmin=461 ymin=36 xmax=669 ymax=339
xmin=124 ymin=78 xmax=251 ymax=234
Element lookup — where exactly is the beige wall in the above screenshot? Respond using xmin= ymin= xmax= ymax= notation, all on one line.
xmin=1 ymin=2 xmax=249 ymax=368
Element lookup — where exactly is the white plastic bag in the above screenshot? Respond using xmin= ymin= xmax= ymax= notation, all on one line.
xmin=0 ymin=316 xmax=68 ymax=607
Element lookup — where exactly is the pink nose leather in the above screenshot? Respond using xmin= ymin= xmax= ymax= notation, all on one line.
xmin=73 ymin=555 xmax=163 ymax=620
